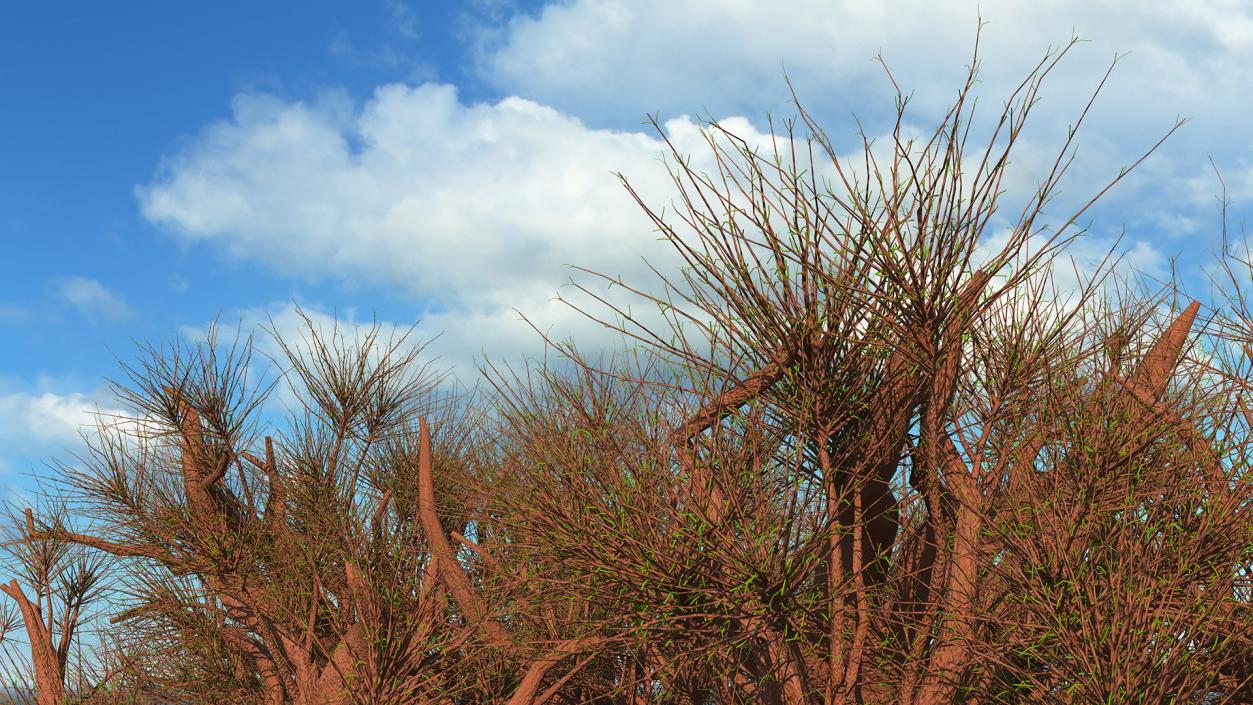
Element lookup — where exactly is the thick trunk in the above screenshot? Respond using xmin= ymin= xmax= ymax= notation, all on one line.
xmin=910 ymin=501 xmax=983 ymax=705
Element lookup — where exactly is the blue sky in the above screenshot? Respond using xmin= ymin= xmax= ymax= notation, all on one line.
xmin=2 ymin=1 xmax=1251 ymax=496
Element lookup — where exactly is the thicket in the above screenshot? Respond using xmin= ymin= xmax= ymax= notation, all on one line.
xmin=1 ymin=40 xmax=1249 ymax=705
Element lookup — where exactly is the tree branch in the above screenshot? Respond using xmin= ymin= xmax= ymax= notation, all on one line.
xmin=416 ymin=417 xmax=510 ymax=645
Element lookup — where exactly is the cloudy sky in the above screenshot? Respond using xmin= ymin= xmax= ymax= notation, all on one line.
xmin=1 ymin=0 xmax=1250 ymax=495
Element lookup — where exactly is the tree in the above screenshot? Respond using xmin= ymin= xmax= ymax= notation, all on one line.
xmin=6 ymin=35 xmax=1251 ymax=705
xmin=20 ymin=319 xmax=619 ymax=705
xmin=505 ymin=35 xmax=1252 ymax=705
xmin=0 ymin=505 xmax=107 ymax=705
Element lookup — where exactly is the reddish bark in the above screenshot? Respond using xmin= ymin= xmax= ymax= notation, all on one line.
xmin=0 ymin=580 xmax=67 ymax=705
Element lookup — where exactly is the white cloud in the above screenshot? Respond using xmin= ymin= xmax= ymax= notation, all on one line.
xmin=180 ymin=296 xmax=647 ymax=397
xmin=0 ymin=369 xmax=137 ymax=475
xmin=178 ymin=304 xmax=432 ymax=413
xmin=478 ymin=0 xmax=1253 ymax=242
xmin=138 ymin=84 xmax=683 ymax=307
xmin=54 ymin=276 xmax=135 ymax=324
xmin=138 ymin=85 xmax=810 ymax=372
xmin=479 ymin=0 xmax=1251 ymax=136
xmin=180 ymin=302 xmax=431 ymax=377
xmin=139 ymin=4 xmax=1202 ymax=375
xmin=0 ymin=387 xmax=132 ymax=483
xmin=974 ymin=227 xmax=1169 ymax=314
xmin=137 ymin=84 xmax=1171 ymax=376
xmin=0 ymin=391 xmax=103 ymax=446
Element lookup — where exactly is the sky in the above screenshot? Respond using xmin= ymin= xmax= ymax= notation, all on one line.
xmin=2 ymin=0 xmax=1252 ymax=498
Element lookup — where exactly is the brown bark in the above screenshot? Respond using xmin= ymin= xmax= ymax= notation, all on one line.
xmin=416 ymin=417 xmax=511 ymax=646
xmin=0 ymin=580 xmax=67 ymax=705
xmin=505 ymin=638 xmax=604 ymax=705
xmin=1128 ymin=301 xmax=1200 ymax=399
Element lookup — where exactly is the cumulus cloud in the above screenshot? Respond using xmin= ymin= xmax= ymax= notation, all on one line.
xmin=54 ymin=276 xmax=135 ymax=324
xmin=138 ymin=86 xmax=813 ymax=371
xmin=138 ymin=84 xmax=1171 ymax=374
xmin=0 ymin=385 xmax=131 ymax=484
xmin=479 ymin=0 xmax=1249 ymax=136
xmin=139 ymin=4 xmax=1198 ymax=374
xmin=138 ymin=84 xmax=683 ymax=306
xmin=0 ymin=391 xmax=104 ymax=447
xmin=478 ymin=0 xmax=1253 ymax=243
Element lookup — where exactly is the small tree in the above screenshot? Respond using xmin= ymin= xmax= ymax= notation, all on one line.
xmin=0 ymin=505 xmax=108 ymax=705
xmin=24 ymin=318 xmax=622 ymax=705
